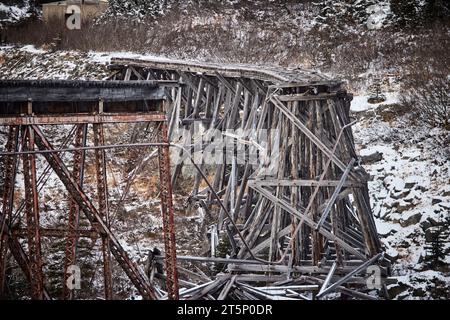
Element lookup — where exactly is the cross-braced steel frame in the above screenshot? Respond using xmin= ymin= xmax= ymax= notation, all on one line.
xmin=0 ymin=80 xmax=179 ymax=300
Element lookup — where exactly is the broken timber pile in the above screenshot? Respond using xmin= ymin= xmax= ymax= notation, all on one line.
xmin=110 ymin=57 xmax=391 ymax=300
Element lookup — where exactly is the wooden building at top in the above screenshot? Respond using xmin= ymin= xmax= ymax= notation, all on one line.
xmin=42 ymin=0 xmax=108 ymax=22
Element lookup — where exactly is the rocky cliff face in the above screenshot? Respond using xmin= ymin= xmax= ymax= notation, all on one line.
xmin=353 ymin=104 xmax=449 ymax=299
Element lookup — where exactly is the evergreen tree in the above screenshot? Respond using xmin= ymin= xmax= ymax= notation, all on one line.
xmin=215 ymin=235 xmax=232 ymax=272
xmin=424 ymin=225 xmax=448 ymax=268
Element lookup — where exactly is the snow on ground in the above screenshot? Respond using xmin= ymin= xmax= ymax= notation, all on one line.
xmin=0 ymin=1 xmax=31 ymax=26
xmin=351 ymin=92 xmax=400 ymax=112
xmin=0 ymin=45 xmax=110 ymax=80
xmin=354 ymin=107 xmax=450 ymax=299
xmin=19 ymin=44 xmax=46 ymax=54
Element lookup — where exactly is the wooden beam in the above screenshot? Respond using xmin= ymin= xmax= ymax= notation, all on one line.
xmin=249 ymin=179 xmax=363 ymax=188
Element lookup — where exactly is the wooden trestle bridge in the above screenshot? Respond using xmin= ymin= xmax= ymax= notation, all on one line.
xmin=0 ymin=57 xmax=390 ymax=300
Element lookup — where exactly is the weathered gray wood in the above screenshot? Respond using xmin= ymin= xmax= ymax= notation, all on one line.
xmin=278 ymin=92 xmax=338 ymax=102
xmin=252 ymin=185 xmax=366 ymax=259
xmin=217 ymin=275 xmax=237 ymax=300
xmin=102 ymin=59 xmax=386 ymax=300
xmin=271 ymin=95 xmax=349 ymax=173
xmin=249 ymin=179 xmax=363 ymax=188
xmin=316 ymin=253 xmax=383 ymax=298
xmin=316 ymin=158 xmax=356 ymax=231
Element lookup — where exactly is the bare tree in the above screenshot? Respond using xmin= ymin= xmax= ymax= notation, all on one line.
xmin=401 ymin=76 xmax=449 ymax=130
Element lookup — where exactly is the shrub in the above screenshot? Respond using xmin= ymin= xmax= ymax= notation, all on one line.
xmin=401 ymin=76 xmax=449 ymax=130
xmin=399 ymin=27 xmax=450 ymax=131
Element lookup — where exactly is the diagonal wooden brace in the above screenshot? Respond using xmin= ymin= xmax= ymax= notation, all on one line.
xmin=251 ymin=184 xmax=366 ymax=260
xmin=315 ymin=158 xmax=356 ymax=232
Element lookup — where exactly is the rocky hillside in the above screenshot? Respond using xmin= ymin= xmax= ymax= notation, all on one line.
xmin=3 ymin=0 xmax=449 ymax=95
xmin=0 ymin=0 xmax=449 ymax=300
xmin=354 ymin=104 xmax=449 ymax=299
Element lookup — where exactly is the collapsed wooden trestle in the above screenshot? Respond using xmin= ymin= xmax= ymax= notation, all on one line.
xmin=109 ymin=57 xmax=391 ymax=300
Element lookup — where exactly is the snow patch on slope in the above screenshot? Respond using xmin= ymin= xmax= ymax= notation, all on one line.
xmin=0 ymin=1 xmax=31 ymax=26
xmin=351 ymin=92 xmax=400 ymax=112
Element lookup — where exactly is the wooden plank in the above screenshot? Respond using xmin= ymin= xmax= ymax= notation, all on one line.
xmin=278 ymin=93 xmax=338 ymax=102
xmin=218 ymin=275 xmax=237 ymax=300
xmin=249 ymin=179 xmax=363 ymax=188
xmin=316 ymin=253 xmax=383 ymax=297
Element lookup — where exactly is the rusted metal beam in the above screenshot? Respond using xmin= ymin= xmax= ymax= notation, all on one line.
xmin=4 ymin=224 xmax=51 ymax=299
xmin=0 ymin=126 xmax=20 ymax=298
xmin=157 ymin=122 xmax=179 ymax=300
xmin=13 ymin=227 xmax=98 ymax=239
xmin=0 ymin=126 xmax=51 ymax=300
xmin=0 ymin=79 xmax=177 ymax=89
xmin=31 ymin=125 xmax=157 ymax=300
xmin=63 ymin=124 xmax=87 ymax=300
xmin=0 ymin=113 xmax=166 ymax=126
xmin=0 ymin=142 xmax=170 ymax=157
xmin=21 ymin=126 xmax=45 ymax=300
xmin=93 ymin=123 xmax=114 ymax=300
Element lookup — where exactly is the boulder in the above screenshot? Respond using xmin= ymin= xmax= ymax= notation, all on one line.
xmin=404 ymin=176 xmax=420 ymax=189
xmin=387 ymin=284 xmax=409 ymax=299
xmin=391 ymin=189 xmax=411 ymax=200
xmin=394 ymin=200 xmax=415 ymax=212
xmin=420 ymin=219 xmax=432 ymax=230
xmin=405 ymin=182 xmax=416 ymax=189
xmin=361 ymin=151 xmax=383 ymax=164
xmin=400 ymin=212 xmax=421 ymax=227
xmin=416 ymin=185 xmax=428 ymax=192
xmin=385 ymin=250 xmax=399 ymax=262
xmin=438 ymin=202 xmax=450 ymax=210
xmin=392 ymin=178 xmax=406 ymax=192
xmin=441 ymin=188 xmax=450 ymax=197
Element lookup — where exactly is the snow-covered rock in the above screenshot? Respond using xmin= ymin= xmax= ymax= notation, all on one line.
xmin=354 ymin=104 xmax=450 ymax=300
